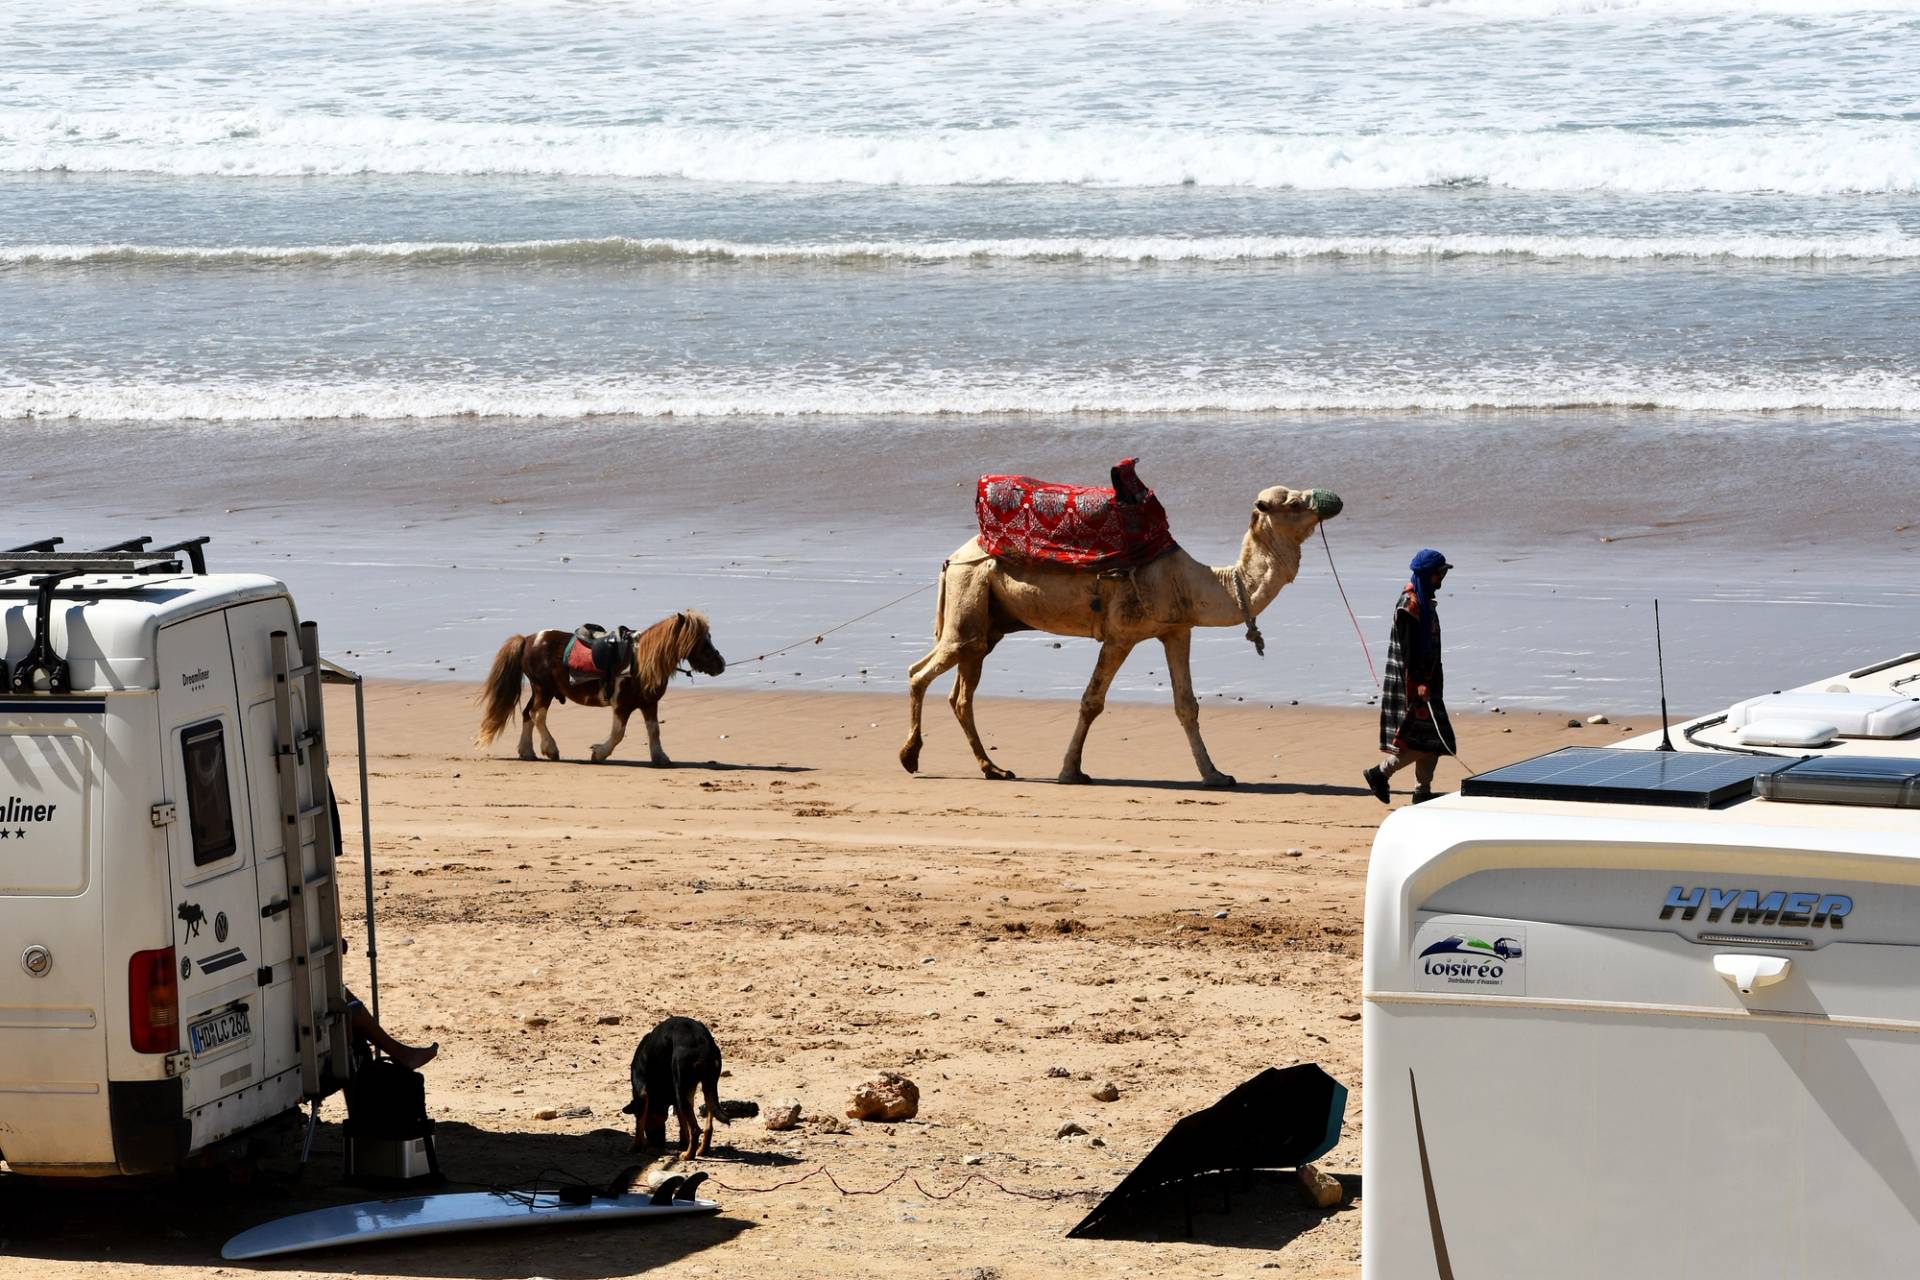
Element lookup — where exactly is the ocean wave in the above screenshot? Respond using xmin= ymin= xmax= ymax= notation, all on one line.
xmin=6 ymin=111 xmax=1919 ymax=194
xmin=5 ymin=375 xmax=1916 ymax=422
xmin=10 ymin=233 xmax=1920 ymax=268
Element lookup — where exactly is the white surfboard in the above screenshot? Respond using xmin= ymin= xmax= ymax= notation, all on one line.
xmin=221 ymin=1189 xmax=721 ymax=1260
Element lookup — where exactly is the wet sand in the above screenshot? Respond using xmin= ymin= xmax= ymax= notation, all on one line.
xmin=3 ymin=681 xmax=1600 ymax=1280
xmin=9 ymin=412 xmax=1917 ymax=710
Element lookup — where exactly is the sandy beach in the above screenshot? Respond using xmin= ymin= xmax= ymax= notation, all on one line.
xmin=3 ymin=680 xmax=1611 ymax=1279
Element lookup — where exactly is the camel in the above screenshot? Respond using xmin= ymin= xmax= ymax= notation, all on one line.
xmin=899 ymin=484 xmax=1342 ymax=787
xmin=475 ymin=611 xmax=726 ymax=764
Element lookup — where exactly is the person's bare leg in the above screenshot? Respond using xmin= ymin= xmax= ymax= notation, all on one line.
xmin=351 ymin=1003 xmax=438 ymax=1069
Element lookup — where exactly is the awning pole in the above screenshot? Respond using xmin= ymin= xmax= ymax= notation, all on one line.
xmin=352 ymin=672 xmax=380 ymax=1024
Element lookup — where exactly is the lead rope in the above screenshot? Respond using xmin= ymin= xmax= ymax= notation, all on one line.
xmin=1231 ymin=569 xmax=1266 ymax=657
xmin=1318 ymin=524 xmax=1377 ymax=689
xmin=735 ymin=581 xmax=936 ymax=668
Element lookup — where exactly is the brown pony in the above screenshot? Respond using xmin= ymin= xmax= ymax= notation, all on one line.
xmin=475 ymin=612 xmax=726 ymax=764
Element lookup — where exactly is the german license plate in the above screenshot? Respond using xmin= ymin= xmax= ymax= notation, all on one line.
xmin=188 ymin=1006 xmax=250 ymax=1057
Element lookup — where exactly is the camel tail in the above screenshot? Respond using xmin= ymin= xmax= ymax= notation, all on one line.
xmin=474 ymin=635 xmax=528 ymax=746
xmin=931 ymin=558 xmax=950 ymax=639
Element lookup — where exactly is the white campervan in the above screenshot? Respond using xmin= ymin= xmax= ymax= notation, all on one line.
xmin=1 ymin=538 xmax=368 ymax=1176
xmin=1364 ymin=651 xmax=1920 ymax=1278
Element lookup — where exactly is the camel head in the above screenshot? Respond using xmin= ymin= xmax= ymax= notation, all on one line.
xmin=1250 ymin=485 xmax=1342 ymax=545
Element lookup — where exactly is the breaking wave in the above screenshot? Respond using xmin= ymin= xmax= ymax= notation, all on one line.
xmin=7 ymin=111 xmax=1920 ymax=194
xmin=10 ymin=233 xmax=1920 ymax=268
xmin=5 ymin=373 xmax=1917 ymax=423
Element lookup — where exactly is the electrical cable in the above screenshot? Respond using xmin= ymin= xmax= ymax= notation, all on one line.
xmin=706 ymin=1163 xmax=1068 ymax=1203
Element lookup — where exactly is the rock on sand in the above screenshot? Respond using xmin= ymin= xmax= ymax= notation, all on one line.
xmin=847 ymin=1072 xmax=919 ymax=1122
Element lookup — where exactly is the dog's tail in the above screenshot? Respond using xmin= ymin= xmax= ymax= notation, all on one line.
xmin=705 ymin=1055 xmax=727 ymax=1125
xmin=475 ymin=634 xmax=528 ymax=746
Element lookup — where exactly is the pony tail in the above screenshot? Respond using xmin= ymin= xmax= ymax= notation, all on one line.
xmin=474 ymin=635 xmax=528 ymax=745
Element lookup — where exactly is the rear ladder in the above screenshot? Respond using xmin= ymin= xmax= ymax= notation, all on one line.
xmin=271 ymin=623 xmax=351 ymax=1097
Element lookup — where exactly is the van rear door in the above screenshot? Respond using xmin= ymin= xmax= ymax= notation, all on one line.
xmin=155 ymin=616 xmax=267 ymax=1113
xmin=0 ymin=703 xmax=110 ymax=1166
xmin=222 ymin=596 xmax=308 ymax=1088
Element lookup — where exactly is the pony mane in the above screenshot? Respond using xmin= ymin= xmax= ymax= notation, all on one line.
xmin=632 ymin=610 xmax=710 ymax=699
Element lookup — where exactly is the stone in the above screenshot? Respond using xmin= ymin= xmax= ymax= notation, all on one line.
xmin=963 ymin=1153 xmax=985 ymax=1166
xmin=1587 ymin=714 xmax=1610 ymax=725
xmin=1091 ymin=1082 xmax=1120 ymax=1102
xmin=1046 ymin=1066 xmax=1070 ymax=1078
xmin=1298 ymin=1162 xmax=1344 ymax=1209
xmin=533 ymin=1108 xmax=558 ymax=1120
xmin=847 ymin=1072 xmax=920 ymax=1122
xmin=765 ymin=1101 xmax=803 ymax=1132
xmin=595 ymin=1013 xmax=622 ymax=1026
xmin=523 ymin=1015 xmax=551 ymax=1028
xmin=1088 ymin=1136 xmax=1106 ymax=1148
xmin=1056 ymin=1121 xmax=1088 ymax=1139
xmin=1567 ymin=719 xmax=1583 ymax=729
xmin=715 ymin=1099 xmax=759 ymax=1121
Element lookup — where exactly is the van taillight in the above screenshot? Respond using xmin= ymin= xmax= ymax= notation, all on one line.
xmin=128 ymin=947 xmax=179 ymax=1054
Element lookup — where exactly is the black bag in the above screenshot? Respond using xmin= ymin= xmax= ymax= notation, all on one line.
xmin=344 ymin=1059 xmax=432 ymax=1139
xmin=342 ymin=1059 xmax=441 ymax=1185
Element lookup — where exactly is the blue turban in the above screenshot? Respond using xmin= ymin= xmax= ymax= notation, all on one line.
xmin=1408 ymin=549 xmax=1452 ymax=656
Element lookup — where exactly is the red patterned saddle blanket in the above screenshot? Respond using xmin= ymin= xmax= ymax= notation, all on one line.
xmin=975 ymin=457 xmax=1177 ymax=570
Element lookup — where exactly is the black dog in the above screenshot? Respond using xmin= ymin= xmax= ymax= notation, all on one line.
xmin=621 ymin=1017 xmax=725 ymax=1158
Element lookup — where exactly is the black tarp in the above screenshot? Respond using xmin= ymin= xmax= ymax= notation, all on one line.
xmin=1067 ymin=1063 xmax=1348 ymax=1239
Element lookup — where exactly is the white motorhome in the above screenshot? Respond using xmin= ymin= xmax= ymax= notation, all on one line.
xmin=1364 ymin=652 xmax=1920 ymax=1278
xmin=1 ymin=538 xmax=368 ymax=1176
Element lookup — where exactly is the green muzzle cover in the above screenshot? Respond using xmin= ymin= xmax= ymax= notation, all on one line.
xmin=1309 ymin=489 xmax=1343 ymax=519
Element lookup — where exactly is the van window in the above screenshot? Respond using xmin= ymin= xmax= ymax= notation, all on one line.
xmin=181 ymin=722 xmax=237 ymax=865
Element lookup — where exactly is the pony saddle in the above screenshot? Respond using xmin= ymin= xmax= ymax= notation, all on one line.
xmin=565 ymin=624 xmax=635 ymax=688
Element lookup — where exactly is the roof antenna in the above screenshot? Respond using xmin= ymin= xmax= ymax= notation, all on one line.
xmin=1655 ymin=598 xmax=1676 ymax=752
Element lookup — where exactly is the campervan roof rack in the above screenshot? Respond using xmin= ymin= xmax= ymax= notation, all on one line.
xmin=1 ymin=536 xmax=212 ymax=694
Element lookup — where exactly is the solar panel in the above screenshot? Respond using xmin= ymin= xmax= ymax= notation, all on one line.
xmin=1461 ymin=747 xmax=1796 ymax=808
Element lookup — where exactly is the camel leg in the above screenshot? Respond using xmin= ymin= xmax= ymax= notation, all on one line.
xmin=516 ymin=694 xmax=538 ymax=761
xmin=590 ymin=706 xmax=632 ymax=763
xmin=900 ymin=642 xmax=969 ymax=774
xmin=641 ymin=700 xmax=670 ymax=766
xmin=533 ymin=695 xmax=561 ymax=761
xmin=948 ymin=641 xmax=1012 ymax=781
xmin=1059 ymin=639 xmax=1135 ymax=785
xmin=1162 ymin=630 xmax=1234 ymax=788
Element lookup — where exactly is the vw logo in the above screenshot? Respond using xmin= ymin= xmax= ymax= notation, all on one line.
xmin=214 ymin=911 xmax=229 ymax=943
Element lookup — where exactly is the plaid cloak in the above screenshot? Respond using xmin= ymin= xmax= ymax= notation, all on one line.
xmin=1379 ymin=586 xmax=1454 ymax=756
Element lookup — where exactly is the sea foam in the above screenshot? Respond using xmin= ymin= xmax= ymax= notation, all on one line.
xmin=6 ymin=111 xmax=1919 ymax=194
xmin=6 ymin=372 xmax=1917 ymax=423
xmin=9 ymin=234 xmax=1920 ymax=267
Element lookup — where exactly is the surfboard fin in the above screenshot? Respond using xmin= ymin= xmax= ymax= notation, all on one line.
xmin=675 ymin=1171 xmax=709 ymax=1202
xmin=602 ymin=1164 xmax=648 ymax=1199
xmin=647 ymin=1176 xmax=685 ymax=1206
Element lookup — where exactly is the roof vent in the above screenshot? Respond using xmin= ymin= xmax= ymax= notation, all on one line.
xmin=1724 ymin=692 xmax=1920 ymax=740
xmin=1755 ymin=757 xmax=1920 ymax=809
xmin=1736 ymin=718 xmax=1838 ymax=749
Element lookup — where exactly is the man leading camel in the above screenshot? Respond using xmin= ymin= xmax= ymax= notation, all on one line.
xmin=1365 ymin=549 xmax=1456 ymax=805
